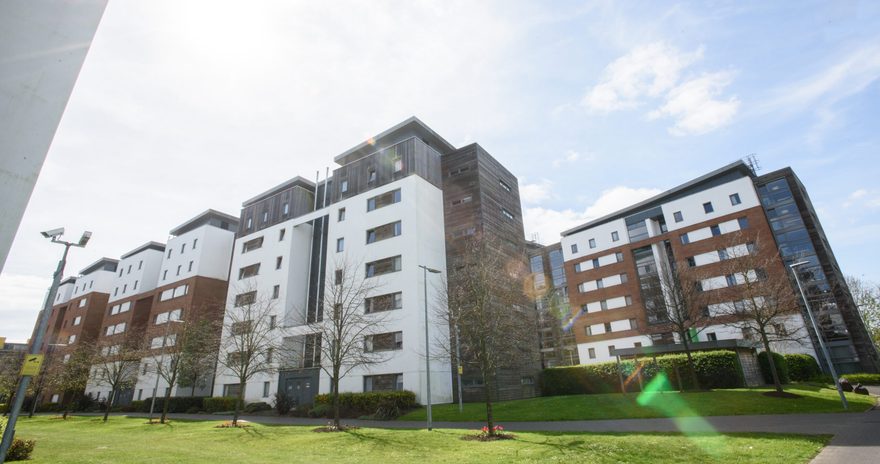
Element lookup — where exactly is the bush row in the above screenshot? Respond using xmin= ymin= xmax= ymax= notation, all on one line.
xmin=784 ymin=353 xmax=821 ymax=382
xmin=314 ymin=391 xmax=418 ymax=417
xmin=758 ymin=351 xmax=790 ymax=384
xmin=126 ymin=396 xmax=207 ymax=414
xmin=842 ymin=373 xmax=880 ymax=385
xmin=539 ymin=350 xmax=744 ymax=396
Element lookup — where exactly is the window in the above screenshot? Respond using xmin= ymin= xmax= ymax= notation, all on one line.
xmin=673 ymin=211 xmax=683 ymax=223
xmin=364 ymin=331 xmax=403 ymax=352
xmin=365 ymin=292 xmax=403 ymax=313
xmin=188 ymin=260 xmax=193 ymax=272
xmin=680 ymin=233 xmax=690 ymax=245
xmin=73 ymin=316 xmax=82 ymax=326
xmin=687 ymin=256 xmax=696 ymax=267
xmin=336 ymin=238 xmax=345 ymax=252
xmin=68 ymin=334 xmax=76 ymax=344
xmin=134 ymin=280 xmax=139 ymax=290
xmin=334 ymin=269 xmax=343 ymax=285
xmin=155 ymin=309 xmax=182 ymax=324
xmin=276 ymin=256 xmax=283 ymax=269
xmin=340 ymin=180 xmax=348 ymax=193
xmin=262 ymin=211 xmax=268 ymax=223
xmin=223 ymin=384 xmax=241 ymax=398
xmin=725 ymin=274 xmax=737 ymax=287
xmin=283 ymin=202 xmax=290 ymax=215
xmin=611 ymin=231 xmax=619 ymax=242
xmin=589 ymin=238 xmax=596 ymax=249
xmin=242 ymin=236 xmax=264 ymax=253
xmin=234 ymin=291 xmax=256 ymax=307
xmin=451 ymin=196 xmax=472 ymax=206
xmin=365 ymin=256 xmax=401 ymax=277
xmin=706 ymin=332 xmax=717 ymax=341
xmin=338 ymin=208 xmax=346 ymax=221
xmin=619 ymin=273 xmax=628 ymax=283
xmin=167 ymin=249 xmax=173 ymax=259
xmin=600 ymin=300 xmax=608 ymax=311
xmin=270 ymin=315 xmax=277 ymax=329
xmin=773 ymin=323 xmax=788 ymax=337
xmin=368 ymin=169 xmax=376 ymax=183
xmin=127 ymin=265 xmax=132 ymax=274
xmin=703 ymin=202 xmax=714 ymax=213
xmin=366 ymin=221 xmax=402 ymax=244
xmin=604 ymin=322 xmax=612 ymax=332
xmin=181 ymin=243 xmax=186 ymax=254
xmin=596 ymin=279 xmax=604 ymax=289
xmin=755 ymin=268 xmax=768 ymax=281
xmin=163 ymin=270 xmax=167 ymax=280
xmin=710 ymin=224 xmax=721 ymax=236
xmin=272 ymin=285 xmax=280 ymax=299
xmin=629 ymin=318 xmax=638 ymax=330
xmin=230 ymin=321 xmax=253 ymax=335
xmin=246 ymin=217 xmax=253 ymax=229
xmin=393 ymin=158 xmax=403 ymax=172
xmin=174 ymin=265 xmax=180 ymax=276
xmin=738 ymin=216 xmax=749 ymax=229
xmin=499 ymin=179 xmax=512 ymax=192
xmin=501 ymin=208 xmax=514 ymax=220
xmin=367 ymin=189 xmax=401 ymax=211
xmin=279 ymin=228 xmax=286 ymax=241
xmin=113 ymin=288 xmax=118 ymax=297
xmin=718 ymin=249 xmax=729 ymax=260
xmin=266 ymin=347 xmax=274 ymax=363
xmin=193 ymin=238 xmax=198 ymax=249
xmin=79 ymin=298 xmax=87 ymax=308
xmin=588 ymin=348 xmax=596 ymax=359
xmin=608 ymin=345 xmax=616 ymax=356
xmin=363 ymin=373 xmax=403 ymax=392
xmin=263 ymin=381 xmax=271 ymax=398
xmin=123 ymin=283 xmax=128 ymax=293
xmin=571 ymin=244 xmax=578 ymax=254
xmin=730 ymin=193 xmax=741 ymax=206
xmin=449 ymin=166 xmax=470 ymax=176
xmin=616 ymin=252 xmax=624 ymax=262
xmin=119 ymin=268 xmax=123 ymax=277
xmin=238 ymin=263 xmax=260 ymax=279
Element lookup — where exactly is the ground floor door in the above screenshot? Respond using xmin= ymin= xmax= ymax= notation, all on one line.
xmin=279 ymin=369 xmax=319 ymax=406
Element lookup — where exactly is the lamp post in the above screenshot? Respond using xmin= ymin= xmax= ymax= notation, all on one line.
xmin=148 ymin=318 xmax=183 ymax=423
xmin=1 ymin=229 xmax=90 ymax=463
xmin=28 ymin=343 xmax=67 ymax=418
xmin=790 ymin=261 xmax=848 ymax=409
xmin=419 ymin=264 xmax=441 ymax=431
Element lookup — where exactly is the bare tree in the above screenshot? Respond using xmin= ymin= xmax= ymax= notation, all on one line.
xmin=295 ymin=255 xmax=388 ymax=430
xmin=215 ymin=285 xmax=281 ymax=426
xmin=176 ymin=318 xmax=222 ymax=399
xmin=712 ymin=234 xmax=803 ymax=394
xmin=0 ymin=351 xmax=24 ymax=414
xmin=653 ymin=258 xmax=712 ymax=390
xmin=47 ymin=343 xmax=94 ymax=419
xmin=845 ymin=275 xmax=880 ymax=351
xmin=148 ymin=316 xmax=221 ymax=424
xmin=91 ymin=335 xmax=144 ymax=422
xmin=438 ymin=235 xmax=538 ymax=437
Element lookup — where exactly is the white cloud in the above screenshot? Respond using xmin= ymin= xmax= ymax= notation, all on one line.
xmin=843 ymin=189 xmax=880 ymax=208
xmin=0 ymin=273 xmax=51 ymax=343
xmin=524 ymin=186 xmax=661 ymax=244
xmin=582 ymin=42 xmax=738 ymax=135
xmin=583 ymin=42 xmax=704 ymax=112
xmin=552 ymin=149 xmax=591 ymax=168
xmin=520 ymin=179 xmax=554 ymax=205
xmin=648 ymin=71 xmax=740 ymax=136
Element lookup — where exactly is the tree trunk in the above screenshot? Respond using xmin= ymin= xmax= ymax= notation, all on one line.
xmin=761 ymin=332 xmax=783 ymax=393
xmin=160 ymin=369 xmax=177 ymax=424
xmin=332 ymin=374 xmax=340 ymax=429
xmin=682 ymin=338 xmax=701 ymax=390
xmin=232 ymin=381 xmax=245 ymax=426
xmin=482 ymin=370 xmax=494 ymax=436
xmin=103 ymin=390 xmax=115 ymax=423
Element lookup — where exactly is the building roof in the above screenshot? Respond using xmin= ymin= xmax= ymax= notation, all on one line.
xmin=561 ymin=160 xmax=754 ymax=237
xmin=334 ymin=116 xmax=457 ymax=166
xmin=169 ymin=209 xmax=240 ymax=236
xmin=120 ymin=241 xmax=166 ymax=260
xmin=80 ymin=258 xmax=118 ymax=276
xmin=242 ymin=176 xmax=316 ymax=207
xmin=60 ymin=276 xmax=77 ymax=286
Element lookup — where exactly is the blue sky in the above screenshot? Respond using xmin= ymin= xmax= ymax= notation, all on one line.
xmin=2 ymin=1 xmax=879 ymax=342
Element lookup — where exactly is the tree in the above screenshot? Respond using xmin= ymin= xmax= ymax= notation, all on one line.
xmin=438 ymin=235 xmax=538 ymax=436
xmin=296 ymin=255 xmax=388 ymax=430
xmin=712 ymin=234 xmax=804 ymax=393
xmin=845 ymin=275 xmax=880 ymax=351
xmin=46 ymin=343 xmax=94 ymax=419
xmin=215 ymin=286 xmax=280 ymax=426
xmin=91 ymin=335 xmax=144 ymax=422
xmin=148 ymin=316 xmax=220 ymax=424
xmin=653 ymin=258 xmax=712 ymax=390
xmin=0 ymin=351 xmax=24 ymax=414
xmin=176 ymin=319 xmax=222 ymax=399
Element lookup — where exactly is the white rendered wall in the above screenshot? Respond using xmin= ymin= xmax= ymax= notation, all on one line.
xmin=562 ymin=218 xmax=629 ymax=262
xmin=0 ymin=0 xmax=108 ymax=273
xmin=576 ymin=335 xmax=653 ymax=364
xmin=70 ymin=268 xmax=116 ymax=299
xmin=110 ymin=248 xmax=164 ymax=303
xmin=53 ymin=280 xmax=76 ymax=305
xmin=662 ymin=176 xmax=759 ymax=232
xmin=160 ymin=225 xmax=236 ymax=287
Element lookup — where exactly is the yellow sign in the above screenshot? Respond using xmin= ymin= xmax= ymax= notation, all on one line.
xmin=0 ymin=336 xmax=6 ymax=348
xmin=20 ymin=354 xmax=44 ymax=376
xmin=458 ymin=365 xmax=463 ymax=375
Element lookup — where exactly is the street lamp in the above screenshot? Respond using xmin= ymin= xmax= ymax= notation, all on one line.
xmin=1 ymin=229 xmax=91 ymax=463
xmin=789 ymin=261 xmax=848 ymax=409
xmin=148 ymin=318 xmax=184 ymax=424
xmin=28 ymin=343 xmax=67 ymax=418
xmin=419 ymin=264 xmax=441 ymax=432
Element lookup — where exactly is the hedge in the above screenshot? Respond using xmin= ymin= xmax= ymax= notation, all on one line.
xmin=757 ymin=351 xmax=790 ymax=384
xmin=841 ymin=373 xmax=880 ymax=385
xmin=539 ymin=350 xmax=744 ymax=396
xmin=203 ymin=396 xmax=240 ymax=413
xmin=784 ymin=354 xmax=821 ymax=381
xmin=314 ymin=391 xmax=418 ymax=416
xmin=134 ymin=396 xmax=206 ymax=413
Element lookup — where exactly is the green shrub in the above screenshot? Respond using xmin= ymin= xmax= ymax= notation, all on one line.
xmin=273 ymin=391 xmax=295 ymax=415
xmin=308 ymin=404 xmax=332 ymax=418
xmin=35 ymin=402 xmax=61 ymax=413
xmin=203 ymin=397 xmax=239 ymax=413
xmin=757 ymin=351 xmax=790 ymax=384
xmin=313 ymin=391 xmax=417 ymax=418
xmin=137 ymin=397 xmax=205 ymax=413
xmin=784 ymin=354 xmax=821 ymax=381
xmin=127 ymin=400 xmax=145 ymax=412
xmin=244 ymin=402 xmax=272 ymax=413
xmin=841 ymin=373 xmax=880 ymax=385
xmin=539 ymin=350 xmax=744 ymax=396
xmin=6 ymin=438 xmax=36 ymax=461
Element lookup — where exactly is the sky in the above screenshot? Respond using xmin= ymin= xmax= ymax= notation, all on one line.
xmin=2 ymin=0 xmax=879 ymax=342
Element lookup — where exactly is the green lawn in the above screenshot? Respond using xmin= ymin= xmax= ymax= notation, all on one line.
xmin=401 ymin=384 xmax=875 ymax=422
xmin=14 ymin=416 xmax=828 ymax=464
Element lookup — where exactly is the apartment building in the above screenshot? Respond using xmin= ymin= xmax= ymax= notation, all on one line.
xmin=527 ymin=242 xmax=579 ymax=368
xmin=214 ymin=117 xmax=540 ymax=405
xmin=559 ymin=160 xmax=878 ymax=375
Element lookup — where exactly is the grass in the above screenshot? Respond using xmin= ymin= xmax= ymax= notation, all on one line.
xmin=14 ymin=416 xmax=829 ymax=464
xmin=400 ymin=384 xmax=876 ymax=422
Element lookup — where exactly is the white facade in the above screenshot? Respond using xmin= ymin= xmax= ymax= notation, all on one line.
xmin=662 ymin=176 xmax=759 ymax=232
xmin=159 ymin=224 xmax=237 ymax=287
xmin=70 ymin=261 xmax=117 ymax=299
xmin=110 ymin=245 xmax=165 ymax=303
xmin=53 ymin=278 xmax=77 ymax=305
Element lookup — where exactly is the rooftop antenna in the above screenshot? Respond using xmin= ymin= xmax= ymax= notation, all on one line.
xmin=744 ymin=153 xmax=761 ymax=176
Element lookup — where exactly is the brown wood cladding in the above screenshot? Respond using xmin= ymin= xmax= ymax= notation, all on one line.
xmin=565 ymin=205 xmax=782 ymax=345
xmin=238 ymin=186 xmax=315 ymax=237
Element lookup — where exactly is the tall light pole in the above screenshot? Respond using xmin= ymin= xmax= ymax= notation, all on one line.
xmin=1 ymin=229 xmax=91 ymax=463
xmin=148 ymin=319 xmax=183 ymax=423
xmin=28 ymin=343 xmax=67 ymax=418
xmin=419 ymin=264 xmax=441 ymax=431
xmin=790 ymin=261 xmax=848 ymax=409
